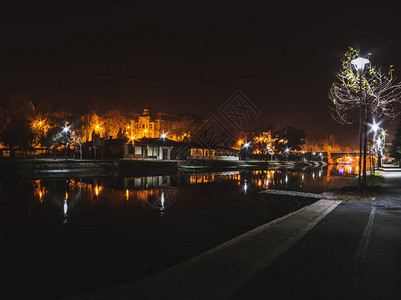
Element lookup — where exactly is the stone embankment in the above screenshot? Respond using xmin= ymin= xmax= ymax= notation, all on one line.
xmin=0 ymin=159 xmax=118 ymax=178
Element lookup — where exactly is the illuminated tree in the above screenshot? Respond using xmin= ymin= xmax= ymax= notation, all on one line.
xmin=31 ymin=115 xmax=50 ymax=147
xmin=99 ymin=110 xmax=129 ymax=139
xmin=329 ymin=48 xmax=401 ymax=124
xmin=329 ymin=47 xmax=401 ymax=188
xmin=253 ymin=131 xmax=276 ymax=160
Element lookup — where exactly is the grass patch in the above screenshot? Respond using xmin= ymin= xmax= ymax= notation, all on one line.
xmin=366 ymin=174 xmax=385 ymax=187
xmin=332 ymin=174 xmax=384 ymax=201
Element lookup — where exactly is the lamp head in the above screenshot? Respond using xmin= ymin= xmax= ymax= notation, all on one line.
xmin=351 ymin=57 xmax=370 ymax=72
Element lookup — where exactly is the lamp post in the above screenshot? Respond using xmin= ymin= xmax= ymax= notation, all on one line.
xmin=377 ymin=129 xmax=386 ymax=168
xmin=243 ymin=142 xmax=250 ymax=160
xmin=285 ymin=148 xmax=290 ymax=161
xmin=63 ymin=125 xmax=70 ymax=160
xmin=370 ymin=120 xmax=380 ymax=173
xmin=161 ymin=133 xmax=167 ymax=160
xmin=351 ymin=56 xmax=370 ymax=190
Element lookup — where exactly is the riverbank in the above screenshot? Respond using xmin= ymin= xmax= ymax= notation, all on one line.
xmin=118 ymin=158 xmax=326 ymax=176
xmin=0 ymin=158 xmax=327 ymax=178
xmin=0 ymin=159 xmax=118 ymax=178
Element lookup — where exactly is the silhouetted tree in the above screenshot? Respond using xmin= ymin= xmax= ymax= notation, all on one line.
xmin=273 ymin=126 xmax=306 ymax=152
xmin=391 ymin=117 xmax=401 ymax=164
xmin=0 ymin=118 xmax=34 ymax=156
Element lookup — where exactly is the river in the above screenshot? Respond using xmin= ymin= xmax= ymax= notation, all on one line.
xmin=0 ymin=164 xmax=355 ymax=299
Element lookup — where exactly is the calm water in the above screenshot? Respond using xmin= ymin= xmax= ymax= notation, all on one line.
xmin=0 ymin=164 xmax=353 ymax=299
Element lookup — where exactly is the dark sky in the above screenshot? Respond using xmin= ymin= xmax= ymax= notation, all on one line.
xmin=2 ymin=2 xmax=401 ymax=146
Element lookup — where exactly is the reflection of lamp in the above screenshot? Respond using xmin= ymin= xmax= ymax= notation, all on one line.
xmin=63 ymin=199 xmax=68 ymax=225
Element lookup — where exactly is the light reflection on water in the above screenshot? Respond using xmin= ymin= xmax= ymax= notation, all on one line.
xmin=28 ymin=165 xmax=355 ymax=224
xmin=1 ymin=165 xmax=354 ymax=299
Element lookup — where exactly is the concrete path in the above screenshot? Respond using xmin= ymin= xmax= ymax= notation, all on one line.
xmin=63 ymin=200 xmax=340 ymax=300
xmin=235 ymin=165 xmax=401 ymax=299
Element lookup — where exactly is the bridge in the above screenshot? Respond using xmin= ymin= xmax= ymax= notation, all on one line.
xmin=301 ymin=151 xmax=374 ymax=165
xmin=322 ymin=151 xmax=375 ymax=165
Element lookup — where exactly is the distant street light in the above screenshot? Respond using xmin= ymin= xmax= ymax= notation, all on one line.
xmin=62 ymin=125 xmax=70 ymax=160
xmin=371 ymin=122 xmax=379 ymax=133
xmin=243 ymin=142 xmax=250 ymax=160
xmin=285 ymin=148 xmax=290 ymax=161
xmin=370 ymin=119 xmax=380 ymax=172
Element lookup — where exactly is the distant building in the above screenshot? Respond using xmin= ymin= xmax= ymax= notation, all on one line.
xmin=124 ymin=137 xmax=178 ymax=160
xmin=128 ymin=108 xmax=206 ymax=141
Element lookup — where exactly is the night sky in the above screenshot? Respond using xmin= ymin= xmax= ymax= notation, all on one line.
xmin=2 ymin=2 xmax=401 ymax=146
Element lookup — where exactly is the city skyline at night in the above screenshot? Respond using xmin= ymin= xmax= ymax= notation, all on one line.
xmin=2 ymin=3 xmax=401 ymax=147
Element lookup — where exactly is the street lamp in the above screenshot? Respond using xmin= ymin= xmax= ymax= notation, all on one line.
xmin=62 ymin=125 xmax=70 ymax=160
xmin=351 ymin=56 xmax=370 ymax=190
xmin=377 ymin=130 xmax=386 ymax=168
xmin=351 ymin=57 xmax=370 ymax=73
xmin=285 ymin=147 xmax=290 ymax=161
xmin=243 ymin=142 xmax=250 ymax=160
xmin=369 ymin=119 xmax=381 ymax=172
xmin=371 ymin=122 xmax=379 ymax=133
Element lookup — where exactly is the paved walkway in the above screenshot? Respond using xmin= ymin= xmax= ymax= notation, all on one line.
xmin=64 ymin=201 xmax=341 ymax=300
xmin=235 ymin=165 xmax=401 ymax=299
xmin=64 ymin=165 xmax=401 ymax=300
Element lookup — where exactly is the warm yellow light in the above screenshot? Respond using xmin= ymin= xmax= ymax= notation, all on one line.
xmin=125 ymin=189 xmax=129 ymax=201
xmin=65 ymin=191 xmax=68 ymax=200
xmin=130 ymin=136 xmax=134 ymax=140
xmin=95 ymin=185 xmax=99 ymax=197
